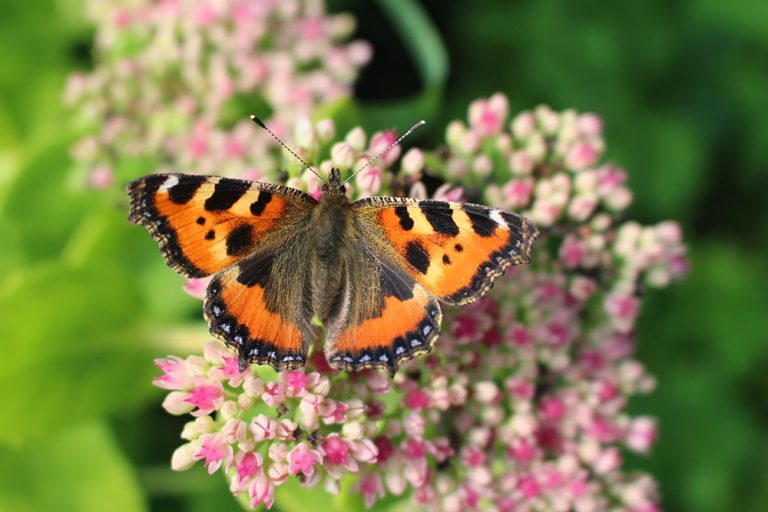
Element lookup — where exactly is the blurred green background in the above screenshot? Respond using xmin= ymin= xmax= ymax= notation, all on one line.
xmin=1 ymin=0 xmax=767 ymax=511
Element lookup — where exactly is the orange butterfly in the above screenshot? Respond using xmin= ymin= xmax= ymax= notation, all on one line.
xmin=127 ymin=118 xmax=539 ymax=375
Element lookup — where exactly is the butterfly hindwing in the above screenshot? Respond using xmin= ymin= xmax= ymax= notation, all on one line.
xmin=127 ymin=173 xmax=316 ymax=277
xmin=204 ymin=236 xmax=315 ymax=371
xmin=353 ymin=198 xmax=539 ymax=305
xmin=324 ymin=241 xmax=442 ymax=376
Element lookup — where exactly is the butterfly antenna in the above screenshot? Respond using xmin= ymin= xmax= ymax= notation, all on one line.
xmin=343 ymin=120 xmax=426 ymax=185
xmin=250 ymin=115 xmax=325 ymax=183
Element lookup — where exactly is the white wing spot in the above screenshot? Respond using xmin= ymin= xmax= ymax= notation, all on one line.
xmin=490 ymin=209 xmax=508 ymax=228
xmin=379 ymin=354 xmax=389 ymax=362
xmin=422 ymin=325 xmax=432 ymax=336
xmin=410 ymin=338 xmax=422 ymax=347
xmin=396 ymin=346 xmax=406 ymax=355
xmin=158 ymin=175 xmax=180 ymax=191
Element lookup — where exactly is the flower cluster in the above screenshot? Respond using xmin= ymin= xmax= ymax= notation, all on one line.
xmin=155 ymin=102 xmax=687 ymax=511
xmin=156 ymin=342 xmax=378 ymax=508
xmin=65 ymin=0 xmax=371 ymax=188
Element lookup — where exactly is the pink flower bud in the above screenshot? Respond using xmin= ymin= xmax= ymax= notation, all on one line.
xmin=171 ymin=442 xmax=199 ymax=471
xmin=577 ymin=113 xmax=604 ymax=137
xmin=250 ymin=414 xmax=277 ymax=442
xmin=330 ymin=142 xmax=355 ymax=169
xmin=370 ymin=130 xmax=401 ymax=166
xmin=182 ymin=277 xmax=209 ymax=300
xmin=626 ymin=416 xmax=657 ymax=453
xmin=445 ymin=120 xmax=467 ymax=148
xmin=315 ymin=118 xmax=336 ymax=143
xmin=400 ymin=148 xmax=424 ymax=175
xmin=163 ymin=391 xmax=194 ymax=415
xmin=88 ymin=165 xmax=114 ymax=189
xmin=355 ymin=165 xmax=383 ymax=195
xmin=511 ymin=110 xmax=536 ymax=139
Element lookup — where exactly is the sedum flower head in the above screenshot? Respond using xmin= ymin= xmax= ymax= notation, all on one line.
xmin=65 ymin=0 xmax=371 ymax=187
xmin=155 ymin=101 xmax=687 ymax=511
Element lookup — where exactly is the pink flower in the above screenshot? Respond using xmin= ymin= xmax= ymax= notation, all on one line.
xmin=323 ymin=435 xmax=351 ymax=465
xmin=284 ymin=369 xmax=311 ymax=395
xmin=249 ymin=470 xmax=276 ymax=510
xmin=518 ymin=474 xmax=540 ymax=499
xmin=153 ymin=356 xmax=192 ymax=390
xmin=560 ymin=236 xmax=584 ymax=268
xmin=504 ymin=178 xmax=534 ymax=208
xmin=565 ymin=141 xmax=599 ymax=170
xmin=261 ymin=381 xmax=286 ymax=407
xmin=185 ymin=383 xmax=223 ymax=415
xmin=605 ymin=292 xmax=641 ymax=332
xmin=403 ymin=389 xmax=431 ymax=410
xmin=194 ymin=434 xmax=230 ymax=474
xmin=250 ymin=414 xmax=277 ymax=442
xmin=539 ymin=396 xmax=566 ymax=422
xmin=359 ymin=472 xmax=385 ymax=509
xmin=231 ymin=452 xmax=262 ymax=492
xmin=287 ymin=442 xmax=323 ymax=477
xmin=469 ymin=93 xmax=508 ymax=137
xmin=508 ymin=439 xmax=537 ymax=465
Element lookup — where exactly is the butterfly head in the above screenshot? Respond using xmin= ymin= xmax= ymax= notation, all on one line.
xmin=322 ymin=168 xmax=346 ymax=196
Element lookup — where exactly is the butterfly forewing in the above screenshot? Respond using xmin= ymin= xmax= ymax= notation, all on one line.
xmin=127 ymin=173 xmax=316 ymax=277
xmin=352 ymin=197 xmax=539 ymax=305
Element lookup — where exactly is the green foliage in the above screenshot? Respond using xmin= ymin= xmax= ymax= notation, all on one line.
xmin=0 ymin=0 xmax=766 ymax=510
xmin=0 ymin=422 xmax=146 ymax=512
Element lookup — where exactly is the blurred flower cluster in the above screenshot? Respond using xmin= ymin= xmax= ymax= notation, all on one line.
xmin=65 ymin=0 xmax=371 ymax=188
xmin=159 ymin=105 xmax=688 ymax=511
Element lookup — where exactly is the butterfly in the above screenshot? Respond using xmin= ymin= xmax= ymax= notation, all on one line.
xmin=127 ymin=119 xmax=539 ymax=376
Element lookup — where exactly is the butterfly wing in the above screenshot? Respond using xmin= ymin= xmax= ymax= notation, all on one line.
xmin=204 ymin=237 xmax=315 ymax=371
xmin=127 ymin=173 xmax=316 ymax=277
xmin=128 ymin=173 xmax=317 ymax=370
xmin=352 ymin=198 xmax=539 ymax=305
xmin=323 ymin=241 xmax=442 ymax=376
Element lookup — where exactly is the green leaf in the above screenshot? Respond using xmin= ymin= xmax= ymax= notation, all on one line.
xmin=0 ymin=422 xmax=146 ymax=512
xmin=0 ymin=259 xmax=155 ymax=446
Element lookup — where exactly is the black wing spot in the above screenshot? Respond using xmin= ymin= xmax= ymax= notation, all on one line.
xmin=205 ymin=180 xmax=247 ymax=211
xmin=422 ymin=202 xmax=459 ymax=236
xmin=205 ymin=229 xmax=215 ymax=240
xmin=196 ymin=216 xmax=206 ymax=225
xmin=464 ymin=205 xmax=497 ymax=237
xmin=226 ymin=224 xmax=254 ymax=256
xmin=454 ymin=243 xmax=464 ymax=252
xmin=405 ymin=241 xmax=430 ymax=275
xmin=168 ymin=175 xmax=206 ymax=204
xmin=250 ymin=191 xmax=273 ymax=216
xmin=394 ymin=206 xmax=414 ymax=231
xmin=442 ymin=254 xmax=452 ymax=265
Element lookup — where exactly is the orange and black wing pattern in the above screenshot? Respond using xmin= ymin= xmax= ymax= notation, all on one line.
xmin=353 ymin=198 xmax=539 ymax=305
xmin=324 ymin=247 xmax=442 ymax=376
xmin=127 ymin=173 xmax=315 ymax=277
xmin=204 ymin=239 xmax=315 ymax=371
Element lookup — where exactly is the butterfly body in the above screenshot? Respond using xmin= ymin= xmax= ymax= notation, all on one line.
xmin=128 ymin=169 xmax=539 ymax=375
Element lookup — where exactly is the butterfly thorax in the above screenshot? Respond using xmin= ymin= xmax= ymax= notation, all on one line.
xmin=309 ymin=169 xmax=354 ymax=320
